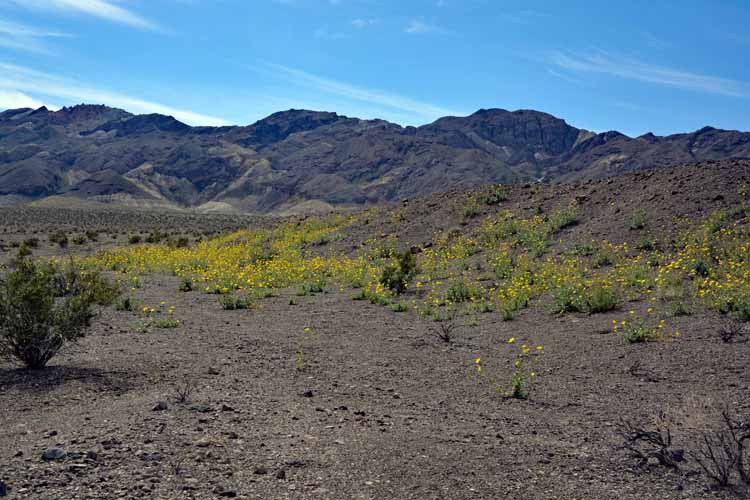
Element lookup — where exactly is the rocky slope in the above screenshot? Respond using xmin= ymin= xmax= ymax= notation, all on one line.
xmin=0 ymin=104 xmax=748 ymax=213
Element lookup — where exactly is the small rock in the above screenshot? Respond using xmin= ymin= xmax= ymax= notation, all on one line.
xmin=275 ymin=469 xmax=286 ymax=480
xmin=253 ymin=466 xmax=268 ymax=475
xmin=152 ymin=401 xmax=169 ymax=411
xmin=190 ymin=404 xmax=212 ymax=413
xmin=213 ymin=484 xmax=237 ymax=497
xmin=207 ymin=367 xmax=220 ymax=375
xmin=220 ymin=404 xmax=235 ymax=412
xmin=14 ymin=450 xmax=22 ymax=457
xmin=0 ymin=480 xmax=7 ymax=497
xmin=86 ymin=451 xmax=99 ymax=461
xmin=42 ymin=447 xmax=66 ymax=461
xmin=302 ymin=389 xmax=314 ymax=398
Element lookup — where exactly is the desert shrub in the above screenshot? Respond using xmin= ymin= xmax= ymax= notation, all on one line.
xmin=49 ymin=230 xmax=68 ymax=248
xmin=379 ymin=250 xmax=418 ymax=295
xmin=585 ymin=283 xmax=618 ymax=313
xmin=570 ymin=241 xmax=596 ymax=256
xmin=693 ymin=411 xmax=750 ymax=488
xmin=483 ymin=185 xmax=508 ymax=206
xmin=115 ymin=296 xmax=136 ymax=312
xmin=129 ymin=235 xmax=142 ymax=245
xmin=617 ymin=413 xmax=683 ymax=468
xmin=462 ymin=197 xmax=481 ymax=219
xmin=297 ymin=279 xmax=328 ymax=296
xmin=0 ymin=258 xmax=113 ymax=369
xmin=592 ymin=251 xmax=614 ymax=268
xmin=630 ymin=209 xmax=647 ymax=230
xmin=145 ymin=231 xmax=166 ymax=244
xmin=547 ymin=204 xmax=579 ymax=233
xmin=71 ymin=235 xmax=87 ymax=245
xmin=219 ymin=294 xmax=252 ymax=310
xmin=445 ymin=280 xmax=482 ymax=303
xmin=170 ymin=237 xmax=190 ymax=249
xmin=178 ymin=278 xmax=193 ymax=292
xmin=154 ymin=318 xmax=180 ymax=329
xmin=22 ymin=237 xmax=39 ymax=248
xmin=391 ymin=302 xmax=409 ymax=313
xmin=553 ymin=285 xmax=583 ymax=313
xmin=85 ymin=230 xmax=99 ymax=242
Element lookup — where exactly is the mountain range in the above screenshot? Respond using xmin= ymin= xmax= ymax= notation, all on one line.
xmin=1 ymin=104 xmax=748 ymax=213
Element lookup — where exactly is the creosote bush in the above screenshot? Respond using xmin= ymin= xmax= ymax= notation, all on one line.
xmin=0 ymin=258 xmax=118 ymax=369
xmin=379 ymin=249 xmax=418 ymax=295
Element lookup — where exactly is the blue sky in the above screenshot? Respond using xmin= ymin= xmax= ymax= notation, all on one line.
xmin=0 ymin=0 xmax=748 ymax=135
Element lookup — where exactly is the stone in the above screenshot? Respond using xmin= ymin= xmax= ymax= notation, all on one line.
xmin=42 ymin=447 xmax=66 ymax=461
xmin=152 ymin=401 xmax=169 ymax=411
xmin=0 ymin=480 xmax=7 ymax=497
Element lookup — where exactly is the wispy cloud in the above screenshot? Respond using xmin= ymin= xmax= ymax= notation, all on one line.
xmin=6 ymin=0 xmax=159 ymax=31
xmin=403 ymin=19 xmax=444 ymax=34
xmin=0 ymin=89 xmax=54 ymax=110
xmin=351 ymin=18 xmax=376 ymax=28
xmin=254 ymin=62 xmax=463 ymax=124
xmin=0 ymin=62 xmax=229 ymax=125
xmin=548 ymin=50 xmax=750 ymax=98
xmin=0 ymin=18 xmax=72 ymax=54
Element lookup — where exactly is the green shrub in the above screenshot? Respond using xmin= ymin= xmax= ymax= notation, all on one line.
xmin=391 ymin=302 xmax=409 ymax=313
xmin=154 ymin=318 xmax=180 ymax=329
xmin=630 ymin=209 xmax=647 ymax=230
xmin=219 ymin=294 xmax=252 ymax=310
xmin=49 ymin=230 xmax=68 ymax=248
xmin=585 ymin=284 xmax=617 ymax=313
xmin=379 ymin=250 xmax=418 ymax=295
xmin=178 ymin=278 xmax=193 ymax=292
xmin=483 ymin=185 xmax=508 ymax=206
xmin=0 ymin=258 xmax=113 ymax=369
xmin=592 ymin=251 xmax=614 ymax=268
xmin=129 ymin=235 xmax=142 ymax=245
xmin=553 ymin=285 xmax=583 ymax=313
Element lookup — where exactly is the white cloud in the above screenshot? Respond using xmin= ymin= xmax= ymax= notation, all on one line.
xmin=6 ymin=0 xmax=159 ymax=31
xmin=257 ymin=62 xmax=462 ymax=124
xmin=351 ymin=18 xmax=376 ymax=28
xmin=549 ymin=50 xmax=750 ymax=98
xmin=0 ymin=18 xmax=72 ymax=54
xmin=0 ymin=62 xmax=230 ymax=125
xmin=0 ymin=89 xmax=52 ymax=110
xmin=404 ymin=19 xmax=443 ymax=34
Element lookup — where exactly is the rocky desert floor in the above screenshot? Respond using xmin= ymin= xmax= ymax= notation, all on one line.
xmin=1 ymin=161 xmax=750 ymax=499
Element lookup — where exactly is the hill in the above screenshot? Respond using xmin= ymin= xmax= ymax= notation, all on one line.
xmin=1 ymin=104 xmax=748 ymax=213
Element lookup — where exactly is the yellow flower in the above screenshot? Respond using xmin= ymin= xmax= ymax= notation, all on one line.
xmin=475 ymin=357 xmax=481 ymax=364
xmin=522 ymin=344 xmax=530 ymax=354
xmin=629 ymin=310 xmax=635 ymax=315
xmin=508 ymin=337 xmax=515 ymax=343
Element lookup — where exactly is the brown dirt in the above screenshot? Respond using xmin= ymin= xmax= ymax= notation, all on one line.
xmin=1 ymin=160 xmax=750 ymax=499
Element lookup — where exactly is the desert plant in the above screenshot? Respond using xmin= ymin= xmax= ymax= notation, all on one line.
xmin=178 ymin=278 xmax=193 ymax=292
xmin=49 ymin=230 xmax=68 ymax=248
xmin=174 ymin=381 xmax=194 ymax=404
xmin=219 ymin=294 xmax=252 ymax=310
xmin=508 ymin=340 xmax=544 ymax=399
xmin=391 ymin=301 xmax=409 ymax=312
xmin=154 ymin=318 xmax=180 ymax=329
xmin=0 ymin=258 xmax=108 ymax=369
xmin=630 ymin=209 xmax=647 ymax=230
xmin=617 ymin=412 xmax=684 ymax=468
xmin=585 ymin=283 xmax=617 ymax=313
xmin=129 ymin=235 xmax=142 ymax=245
xmin=483 ymin=185 xmax=508 ymax=206
xmin=693 ymin=411 xmax=750 ymax=487
xmin=379 ymin=249 xmax=418 ymax=295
